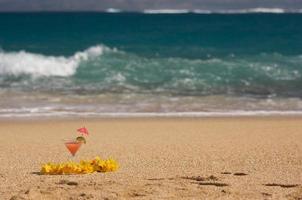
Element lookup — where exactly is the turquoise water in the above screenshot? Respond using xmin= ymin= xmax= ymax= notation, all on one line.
xmin=0 ymin=13 xmax=302 ymax=117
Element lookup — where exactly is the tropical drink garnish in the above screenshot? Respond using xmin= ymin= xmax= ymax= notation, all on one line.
xmin=77 ymin=127 xmax=89 ymax=136
xmin=64 ymin=127 xmax=89 ymax=156
xmin=76 ymin=136 xmax=86 ymax=144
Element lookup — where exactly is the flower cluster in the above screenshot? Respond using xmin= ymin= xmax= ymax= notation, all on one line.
xmin=41 ymin=157 xmax=119 ymax=175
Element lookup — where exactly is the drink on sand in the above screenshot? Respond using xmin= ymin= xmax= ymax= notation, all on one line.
xmin=64 ymin=141 xmax=82 ymax=156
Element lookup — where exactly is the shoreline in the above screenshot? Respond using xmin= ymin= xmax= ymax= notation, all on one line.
xmin=2 ymin=110 xmax=302 ymax=121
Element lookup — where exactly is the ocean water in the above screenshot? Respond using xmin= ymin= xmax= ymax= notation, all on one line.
xmin=0 ymin=12 xmax=302 ymax=118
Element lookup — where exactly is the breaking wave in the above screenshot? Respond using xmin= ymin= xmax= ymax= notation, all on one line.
xmin=0 ymin=45 xmax=302 ymax=98
xmin=0 ymin=45 xmax=104 ymax=77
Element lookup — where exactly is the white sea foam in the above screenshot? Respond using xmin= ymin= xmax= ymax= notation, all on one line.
xmin=196 ymin=8 xmax=286 ymax=14
xmin=142 ymin=8 xmax=299 ymax=14
xmin=192 ymin=10 xmax=212 ymax=14
xmin=218 ymin=8 xmax=285 ymax=14
xmin=245 ymin=8 xmax=285 ymax=13
xmin=0 ymin=45 xmax=104 ymax=77
xmin=106 ymin=8 xmax=122 ymax=13
xmin=143 ymin=9 xmax=190 ymax=14
xmin=2 ymin=109 xmax=302 ymax=119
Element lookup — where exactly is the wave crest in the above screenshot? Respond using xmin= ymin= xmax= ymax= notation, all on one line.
xmin=0 ymin=45 xmax=104 ymax=77
xmin=141 ymin=8 xmax=302 ymax=14
xmin=143 ymin=9 xmax=190 ymax=14
xmin=0 ymin=45 xmax=302 ymax=98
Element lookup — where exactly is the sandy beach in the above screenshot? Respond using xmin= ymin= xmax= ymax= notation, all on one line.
xmin=0 ymin=117 xmax=301 ymax=199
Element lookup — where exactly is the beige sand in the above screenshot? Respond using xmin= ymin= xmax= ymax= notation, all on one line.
xmin=0 ymin=117 xmax=301 ymax=199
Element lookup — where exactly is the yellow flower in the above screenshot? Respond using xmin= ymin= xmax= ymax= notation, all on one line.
xmin=40 ymin=157 xmax=119 ymax=175
xmin=41 ymin=163 xmax=52 ymax=174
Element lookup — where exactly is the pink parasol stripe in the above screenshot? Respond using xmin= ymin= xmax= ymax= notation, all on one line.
xmin=77 ymin=127 xmax=89 ymax=135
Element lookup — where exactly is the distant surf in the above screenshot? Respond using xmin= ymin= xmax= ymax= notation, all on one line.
xmin=99 ymin=8 xmax=302 ymax=14
xmin=105 ymin=8 xmax=122 ymax=13
xmin=143 ymin=9 xmax=190 ymax=14
xmin=141 ymin=8 xmax=300 ymax=14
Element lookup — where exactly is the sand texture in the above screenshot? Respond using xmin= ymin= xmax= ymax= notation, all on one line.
xmin=0 ymin=117 xmax=302 ymax=199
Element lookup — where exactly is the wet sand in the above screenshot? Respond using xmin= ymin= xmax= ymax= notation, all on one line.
xmin=0 ymin=117 xmax=301 ymax=199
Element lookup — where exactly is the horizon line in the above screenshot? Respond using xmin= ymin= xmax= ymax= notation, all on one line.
xmin=0 ymin=8 xmax=302 ymax=14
